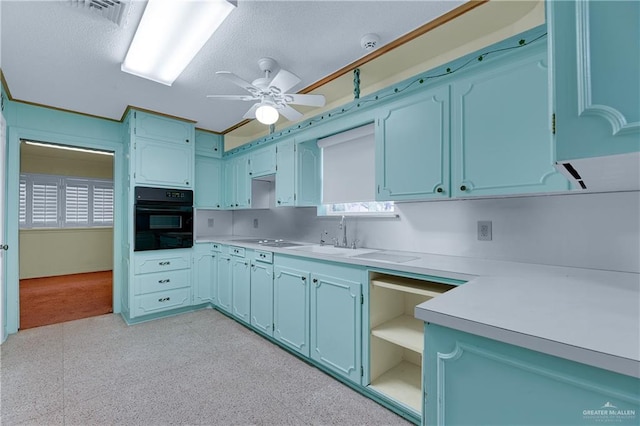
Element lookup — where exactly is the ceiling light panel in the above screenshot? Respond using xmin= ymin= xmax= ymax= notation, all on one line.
xmin=121 ymin=0 xmax=236 ymax=86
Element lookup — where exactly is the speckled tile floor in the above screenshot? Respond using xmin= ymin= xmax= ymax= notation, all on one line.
xmin=1 ymin=309 xmax=411 ymax=426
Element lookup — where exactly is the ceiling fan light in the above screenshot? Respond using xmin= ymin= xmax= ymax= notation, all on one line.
xmin=256 ymin=104 xmax=279 ymax=125
xmin=121 ymin=0 xmax=236 ymax=86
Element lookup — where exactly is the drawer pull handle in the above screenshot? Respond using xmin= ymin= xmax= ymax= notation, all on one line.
xmin=158 ymin=297 xmax=171 ymax=302
xmin=158 ymin=279 xmax=171 ymax=284
xmin=159 ymin=261 xmax=171 ymax=266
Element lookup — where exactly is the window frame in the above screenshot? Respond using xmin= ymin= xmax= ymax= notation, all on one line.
xmin=19 ymin=173 xmax=114 ymax=229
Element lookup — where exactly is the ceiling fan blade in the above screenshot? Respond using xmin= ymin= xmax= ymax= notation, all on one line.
xmin=269 ymin=69 xmax=301 ymax=93
xmin=243 ymin=103 xmax=260 ymax=119
xmin=216 ymin=71 xmax=260 ymax=93
xmin=283 ymin=93 xmax=326 ymax=107
xmin=206 ymin=95 xmax=257 ymax=101
xmin=278 ymin=105 xmax=303 ymax=121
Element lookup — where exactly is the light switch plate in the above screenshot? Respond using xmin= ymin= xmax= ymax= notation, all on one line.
xmin=208 ymin=218 xmax=214 ymax=228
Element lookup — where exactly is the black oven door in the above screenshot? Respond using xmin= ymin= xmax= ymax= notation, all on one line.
xmin=134 ymin=204 xmax=193 ymax=251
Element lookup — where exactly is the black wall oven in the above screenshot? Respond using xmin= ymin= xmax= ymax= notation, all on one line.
xmin=134 ymin=186 xmax=193 ymax=251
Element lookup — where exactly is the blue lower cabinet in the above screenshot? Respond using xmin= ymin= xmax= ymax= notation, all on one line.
xmin=231 ymin=256 xmax=251 ymax=324
xmin=250 ymin=258 xmax=274 ymax=336
xmin=216 ymin=254 xmax=232 ymax=314
xmin=193 ymin=245 xmax=216 ymax=305
xmin=423 ymin=324 xmax=640 ymax=425
xmin=273 ymin=264 xmax=311 ymax=357
xmin=310 ymin=271 xmax=363 ymax=384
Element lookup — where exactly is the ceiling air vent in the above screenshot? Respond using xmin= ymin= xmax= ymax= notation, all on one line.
xmin=68 ymin=0 xmax=127 ymax=26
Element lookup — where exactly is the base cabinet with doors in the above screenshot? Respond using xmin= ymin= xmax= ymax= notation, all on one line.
xmin=230 ymin=246 xmax=251 ymax=324
xmin=423 ymin=324 xmax=640 ymax=426
xmin=273 ymin=254 xmax=366 ymax=385
xmin=368 ymin=272 xmax=456 ymax=416
xmin=215 ymin=245 xmax=233 ymax=314
xmin=193 ymin=243 xmax=217 ymax=305
xmin=250 ymin=250 xmax=274 ymax=336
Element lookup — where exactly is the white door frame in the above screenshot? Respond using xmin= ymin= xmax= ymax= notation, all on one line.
xmin=4 ymin=126 xmax=124 ymax=335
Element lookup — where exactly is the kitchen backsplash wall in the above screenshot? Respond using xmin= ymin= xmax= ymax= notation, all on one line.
xmin=195 ymin=209 xmax=233 ymax=238
xmin=231 ymin=191 xmax=640 ymax=274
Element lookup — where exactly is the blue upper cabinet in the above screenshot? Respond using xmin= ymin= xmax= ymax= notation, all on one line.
xmin=131 ymin=110 xmax=195 ymax=189
xmin=296 ymin=139 xmax=321 ymax=207
xmin=194 ymin=156 xmax=223 ymax=209
xmin=451 ymin=43 xmax=569 ymax=197
xmin=376 ymin=86 xmax=451 ymax=201
xmin=194 ymin=130 xmax=222 ymax=159
xmin=275 ymin=137 xmax=295 ymax=206
xmin=249 ymin=144 xmax=277 ymax=178
xmin=224 ymin=154 xmax=251 ymax=209
xmin=548 ymin=0 xmax=640 ymax=161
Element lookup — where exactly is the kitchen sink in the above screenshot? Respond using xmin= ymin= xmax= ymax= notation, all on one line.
xmin=350 ymin=251 xmax=419 ymax=263
xmin=287 ymin=244 xmax=379 ymax=257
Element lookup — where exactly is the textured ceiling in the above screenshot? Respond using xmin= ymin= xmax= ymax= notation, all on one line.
xmin=0 ymin=0 xmax=465 ymax=133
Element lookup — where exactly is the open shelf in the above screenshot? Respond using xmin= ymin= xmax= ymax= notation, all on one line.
xmin=371 ymin=276 xmax=453 ymax=298
xmin=369 ymin=361 xmax=422 ymax=413
xmin=371 ymin=315 xmax=424 ymax=353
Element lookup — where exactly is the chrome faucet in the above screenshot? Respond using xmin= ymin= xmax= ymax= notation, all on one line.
xmin=336 ymin=215 xmax=348 ymax=248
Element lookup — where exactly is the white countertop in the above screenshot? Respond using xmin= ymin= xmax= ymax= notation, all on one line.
xmin=196 ymin=236 xmax=640 ymax=378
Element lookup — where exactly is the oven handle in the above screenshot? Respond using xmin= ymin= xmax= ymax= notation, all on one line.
xmin=135 ymin=206 xmax=193 ymax=213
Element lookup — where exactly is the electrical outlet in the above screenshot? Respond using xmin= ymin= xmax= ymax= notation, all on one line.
xmin=207 ymin=218 xmax=214 ymax=228
xmin=253 ymin=218 xmax=259 ymax=228
xmin=477 ymin=221 xmax=492 ymax=241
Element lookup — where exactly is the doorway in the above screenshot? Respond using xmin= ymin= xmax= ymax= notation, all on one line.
xmin=18 ymin=140 xmax=115 ymax=329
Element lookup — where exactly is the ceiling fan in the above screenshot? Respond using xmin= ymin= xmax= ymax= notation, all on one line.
xmin=207 ymin=57 xmax=326 ymax=125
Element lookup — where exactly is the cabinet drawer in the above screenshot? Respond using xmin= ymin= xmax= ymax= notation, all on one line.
xmin=133 ymin=288 xmax=191 ymax=316
xmin=134 ymin=253 xmax=191 ymax=274
xmin=212 ymin=243 xmax=226 ymax=253
xmin=135 ymin=269 xmax=191 ymax=295
xmin=254 ymin=250 xmax=273 ymax=264
xmin=230 ymin=246 xmax=245 ymax=257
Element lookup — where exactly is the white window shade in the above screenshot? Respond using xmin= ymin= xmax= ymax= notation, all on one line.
xmin=65 ymin=181 xmax=90 ymax=225
xmin=32 ymin=180 xmax=59 ymax=225
xmin=318 ymin=123 xmax=375 ymax=204
xmin=93 ymin=186 xmax=114 ymax=224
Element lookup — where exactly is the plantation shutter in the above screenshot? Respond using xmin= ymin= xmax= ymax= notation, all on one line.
xmin=31 ymin=179 xmax=59 ymax=226
xmin=93 ymin=185 xmax=114 ymax=224
xmin=65 ymin=180 xmax=90 ymax=225
xmin=19 ymin=178 xmax=27 ymax=225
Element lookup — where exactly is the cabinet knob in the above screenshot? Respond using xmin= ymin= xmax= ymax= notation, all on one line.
xmin=277 ymin=200 xmax=281 ymax=204
xmin=301 ymin=276 xmax=306 ymax=282
xmin=460 ymin=185 xmax=467 ymax=191
xmin=186 ymin=181 xmax=189 ymax=185
xmin=185 ymin=139 xmax=189 ymax=143
xmin=217 ymin=204 xmax=220 ymax=208
xmin=436 ymin=187 xmax=443 ymax=193
xmin=249 ymin=172 xmax=253 ymax=176
xmin=312 ymin=278 xmax=318 ymax=284
xmin=214 ymin=148 xmax=218 ymax=151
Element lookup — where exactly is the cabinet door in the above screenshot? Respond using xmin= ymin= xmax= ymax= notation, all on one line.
xmin=275 ymin=138 xmax=295 ymax=206
xmin=549 ymin=0 xmax=640 ymax=161
xmin=224 ymin=160 xmax=236 ymax=209
xmin=134 ymin=136 xmax=194 ymax=188
xmin=451 ymin=45 xmax=569 ymax=197
xmin=250 ymin=261 xmax=274 ymax=336
xmin=135 ymin=111 xmax=193 ymax=145
xmin=234 ymin=155 xmax=251 ymax=209
xmin=194 ymin=156 xmax=223 ymax=209
xmin=194 ymin=250 xmax=216 ymax=305
xmin=231 ymin=257 xmax=251 ymax=324
xmin=310 ymin=273 xmax=362 ymax=384
xmin=376 ymin=86 xmax=450 ymax=201
xmin=273 ymin=265 xmax=310 ymax=357
xmin=249 ymin=145 xmax=276 ymax=178
xmin=216 ymin=255 xmax=232 ymax=313
xmin=194 ymin=130 xmax=222 ymax=158
xmin=296 ymin=140 xmax=321 ymax=206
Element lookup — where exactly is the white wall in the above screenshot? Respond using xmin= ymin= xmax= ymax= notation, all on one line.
xmin=232 ymin=191 xmax=640 ymax=274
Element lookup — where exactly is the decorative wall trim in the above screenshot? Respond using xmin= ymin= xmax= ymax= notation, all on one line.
xmin=575 ymin=1 xmax=639 ymax=136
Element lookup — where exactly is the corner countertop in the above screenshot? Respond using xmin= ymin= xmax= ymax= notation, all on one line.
xmin=195 ymin=236 xmax=640 ymax=378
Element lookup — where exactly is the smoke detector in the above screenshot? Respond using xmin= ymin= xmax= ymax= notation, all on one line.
xmin=360 ymin=33 xmax=380 ymax=51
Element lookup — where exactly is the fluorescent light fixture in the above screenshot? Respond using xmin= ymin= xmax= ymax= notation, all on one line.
xmin=24 ymin=141 xmax=114 ymax=156
xmin=255 ymin=103 xmax=279 ymax=125
xmin=121 ymin=0 xmax=236 ymax=86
